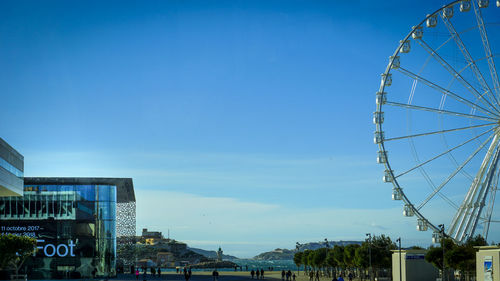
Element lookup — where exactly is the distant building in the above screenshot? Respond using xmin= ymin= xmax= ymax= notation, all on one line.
xmin=142 ymin=228 xmax=163 ymax=239
xmin=165 ymin=240 xmax=187 ymax=252
xmin=0 ymin=138 xmax=24 ymax=197
xmin=137 ymin=259 xmax=156 ymax=268
xmin=145 ymin=238 xmax=162 ymax=245
xmin=157 ymin=252 xmax=175 ymax=267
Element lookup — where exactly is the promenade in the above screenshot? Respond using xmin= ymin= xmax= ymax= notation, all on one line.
xmin=113 ymin=271 xmax=346 ymax=281
xmin=27 ymin=271 xmax=374 ymax=281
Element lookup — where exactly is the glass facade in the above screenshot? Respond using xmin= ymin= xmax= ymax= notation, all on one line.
xmin=0 ymin=184 xmax=117 ymax=279
xmin=0 ymin=157 xmax=23 ymax=178
xmin=0 ymin=137 xmax=24 ymax=196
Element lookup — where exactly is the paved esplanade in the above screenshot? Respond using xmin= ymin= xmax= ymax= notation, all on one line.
xmin=113 ymin=272 xmax=281 ymax=281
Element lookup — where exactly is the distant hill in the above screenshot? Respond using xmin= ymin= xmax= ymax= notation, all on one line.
xmin=253 ymin=248 xmax=295 ymax=260
xmin=253 ymin=241 xmax=363 ymax=260
xmin=188 ymin=247 xmax=239 ymax=260
xmin=297 ymin=241 xmax=363 ymax=251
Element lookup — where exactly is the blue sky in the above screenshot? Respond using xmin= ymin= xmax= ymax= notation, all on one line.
xmin=1 ymin=0 xmax=499 ymax=257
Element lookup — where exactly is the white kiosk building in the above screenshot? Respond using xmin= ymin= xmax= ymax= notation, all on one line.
xmin=476 ymin=246 xmax=500 ymax=281
xmin=392 ymin=249 xmax=439 ymax=281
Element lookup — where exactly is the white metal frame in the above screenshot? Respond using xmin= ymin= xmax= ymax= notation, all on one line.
xmin=375 ymin=0 xmax=500 ymax=243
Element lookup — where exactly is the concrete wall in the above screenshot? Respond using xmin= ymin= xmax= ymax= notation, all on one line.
xmin=392 ymin=250 xmax=439 ymax=281
xmin=476 ymin=247 xmax=500 ymax=281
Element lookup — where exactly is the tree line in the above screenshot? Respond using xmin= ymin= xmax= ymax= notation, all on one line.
xmin=293 ymin=235 xmax=394 ymax=280
xmin=293 ymin=234 xmax=492 ymax=281
xmin=425 ymin=235 xmax=487 ymax=281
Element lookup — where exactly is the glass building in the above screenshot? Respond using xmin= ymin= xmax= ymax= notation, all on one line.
xmin=0 ymin=177 xmax=135 ymax=279
xmin=0 ymin=137 xmax=24 ymax=196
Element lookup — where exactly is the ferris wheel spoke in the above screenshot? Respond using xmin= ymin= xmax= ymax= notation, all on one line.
xmin=386 ymin=101 xmax=497 ymax=122
xmin=416 ymin=38 xmax=500 ymax=114
xmin=416 ymin=132 xmax=495 ymax=212
xmin=395 ymin=127 xmax=495 ymax=178
xmin=397 ymin=67 xmax=499 ymax=118
xmin=440 ymin=15 xmax=499 ymax=107
xmin=449 ymin=133 xmax=500 ymax=242
xmin=384 ymin=122 xmax=495 ymax=142
xmin=473 ymin=1 xmax=500 ymax=99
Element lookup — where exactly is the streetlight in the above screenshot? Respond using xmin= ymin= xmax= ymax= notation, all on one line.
xmin=324 ymin=239 xmax=329 ymax=278
xmin=396 ymin=237 xmax=402 ymax=281
xmin=366 ymin=233 xmax=372 ymax=281
xmin=296 ymin=242 xmax=301 ymax=275
xmin=439 ymin=224 xmax=445 ymax=281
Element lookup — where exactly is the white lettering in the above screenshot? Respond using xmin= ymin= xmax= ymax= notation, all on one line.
xmin=68 ymin=240 xmax=76 ymax=257
xmin=35 ymin=239 xmax=45 ymax=256
xmin=35 ymin=239 xmax=77 ymax=257
xmin=44 ymin=244 xmax=56 ymax=257
xmin=56 ymin=244 xmax=68 ymax=257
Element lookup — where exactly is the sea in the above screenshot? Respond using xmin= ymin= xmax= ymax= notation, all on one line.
xmin=159 ymin=260 xmax=296 ymax=272
xmin=234 ymin=259 xmax=297 ymax=271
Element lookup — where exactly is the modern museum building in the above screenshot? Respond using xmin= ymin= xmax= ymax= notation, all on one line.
xmin=0 ymin=140 xmax=136 ymax=279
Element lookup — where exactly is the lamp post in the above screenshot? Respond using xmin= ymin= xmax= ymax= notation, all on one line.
xmin=296 ymin=242 xmax=301 ymax=276
xmin=396 ymin=237 xmax=402 ymax=281
xmin=366 ymin=233 xmax=372 ymax=281
xmin=439 ymin=224 xmax=445 ymax=281
xmin=324 ymin=239 xmax=329 ymax=278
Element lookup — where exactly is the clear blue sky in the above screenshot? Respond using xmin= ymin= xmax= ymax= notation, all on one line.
xmin=1 ymin=0 xmax=498 ymax=257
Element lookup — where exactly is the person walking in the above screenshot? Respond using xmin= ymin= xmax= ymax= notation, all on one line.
xmin=309 ymin=270 xmax=314 ymax=281
xmin=315 ymin=270 xmax=320 ymax=281
xmin=256 ymin=269 xmax=260 ymax=279
xmin=292 ymin=273 xmax=296 ymax=281
xmin=261 ymin=269 xmax=264 ymax=279
xmin=157 ymin=268 xmax=161 ymax=278
xmin=251 ymin=270 xmax=255 ymax=279
xmin=212 ymin=269 xmax=219 ymax=281
xmin=135 ymin=269 xmax=140 ymax=280
xmin=282 ymin=270 xmax=286 ymax=281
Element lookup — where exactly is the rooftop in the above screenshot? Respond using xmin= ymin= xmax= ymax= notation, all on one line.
xmin=24 ymin=177 xmax=135 ymax=203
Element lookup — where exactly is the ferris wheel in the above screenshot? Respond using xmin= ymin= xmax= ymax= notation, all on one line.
xmin=374 ymin=0 xmax=500 ymax=243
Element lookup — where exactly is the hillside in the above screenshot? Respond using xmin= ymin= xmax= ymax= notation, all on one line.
xmin=297 ymin=241 xmax=363 ymax=251
xmin=253 ymin=248 xmax=295 ymax=260
xmin=117 ymin=244 xmax=210 ymax=265
xmin=188 ymin=247 xmax=239 ymax=260
xmin=253 ymin=241 xmax=363 ymax=260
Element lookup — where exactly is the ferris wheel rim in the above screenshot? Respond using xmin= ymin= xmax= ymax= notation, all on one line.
xmin=375 ymin=0 xmax=500 ymax=241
